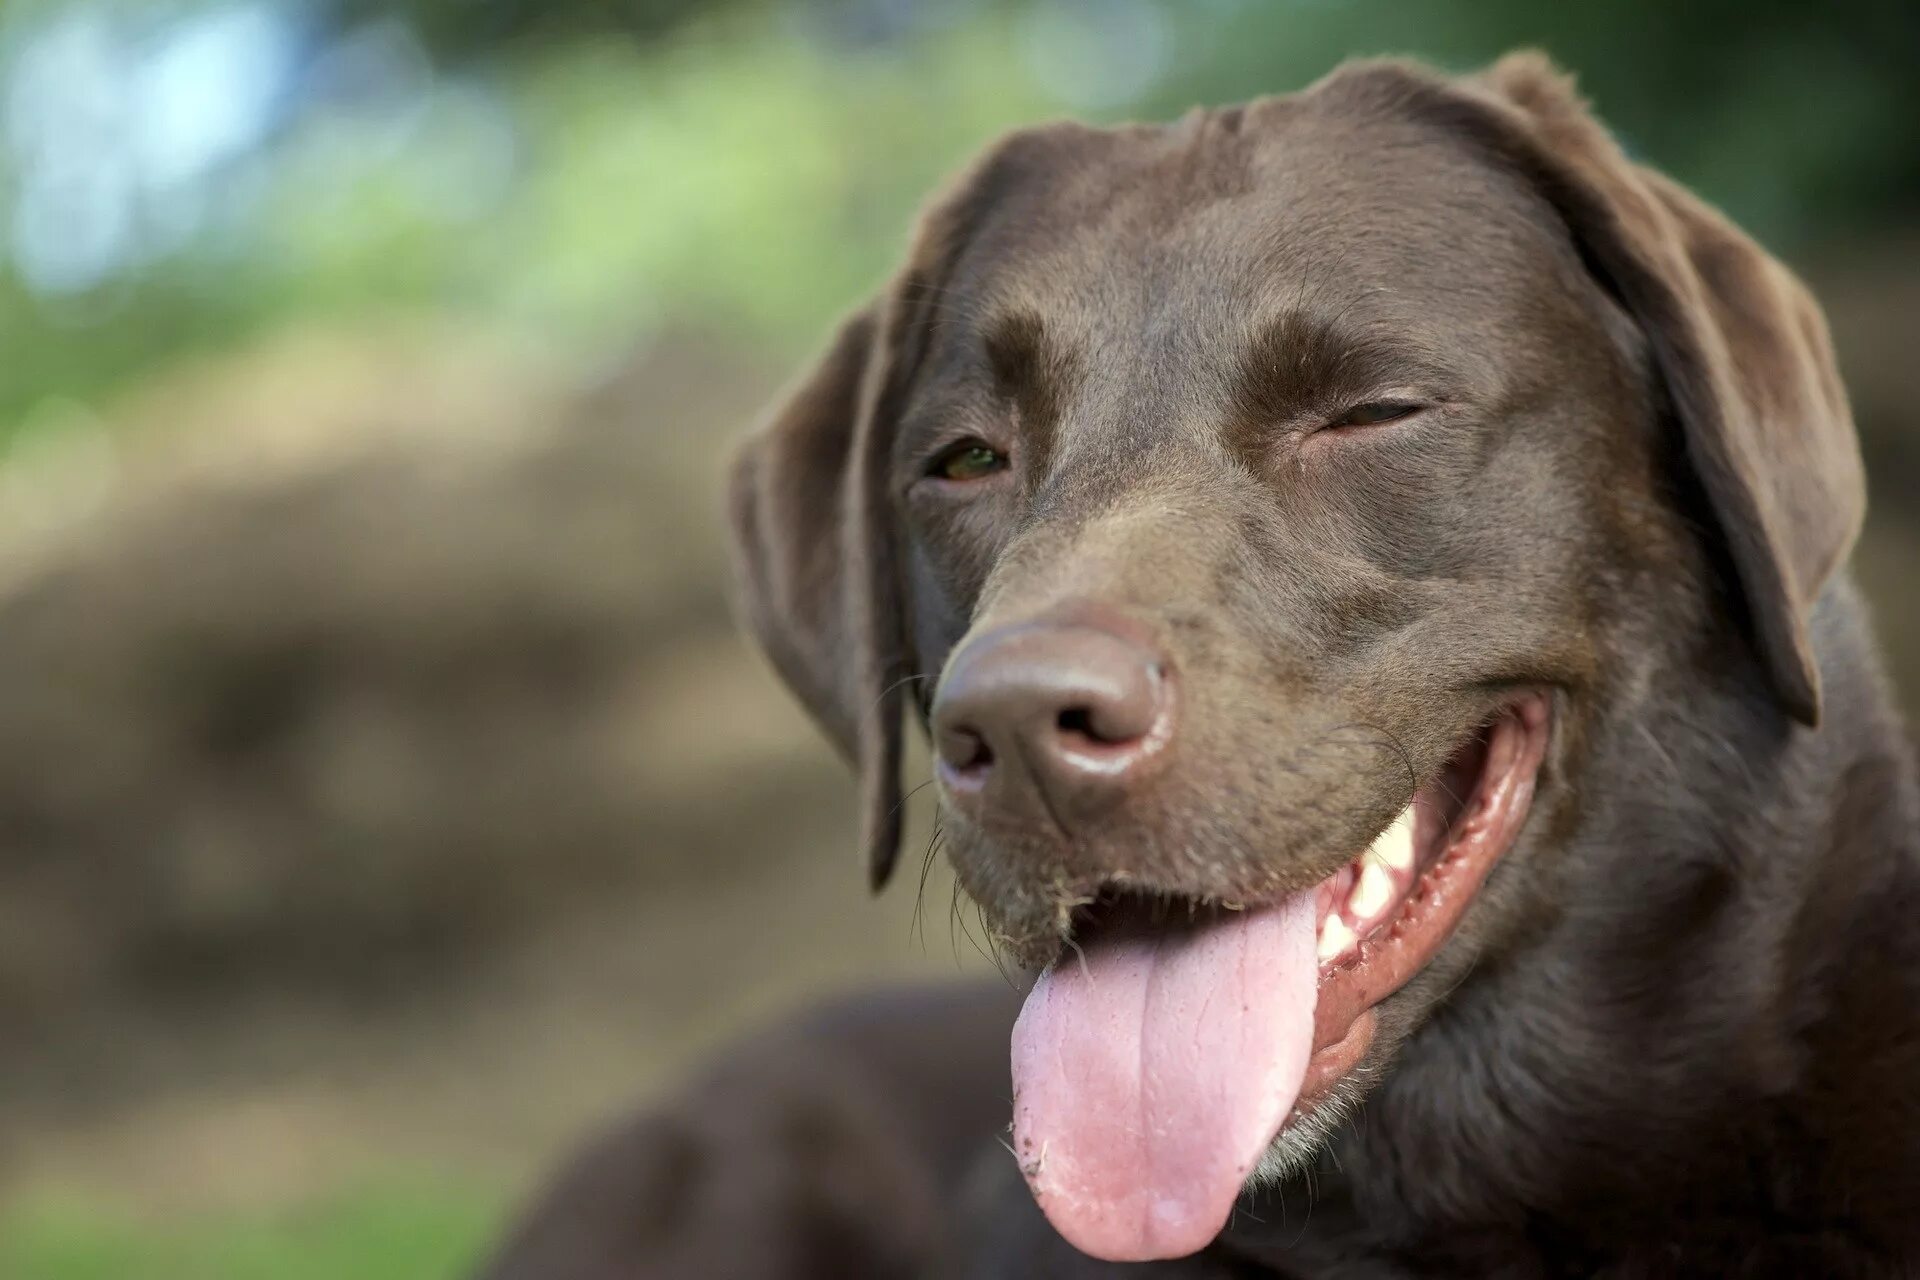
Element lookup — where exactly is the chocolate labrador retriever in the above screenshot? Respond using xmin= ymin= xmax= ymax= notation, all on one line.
xmin=478 ymin=52 xmax=1920 ymax=1278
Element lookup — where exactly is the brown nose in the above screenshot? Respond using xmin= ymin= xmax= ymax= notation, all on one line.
xmin=932 ymin=614 xmax=1173 ymax=832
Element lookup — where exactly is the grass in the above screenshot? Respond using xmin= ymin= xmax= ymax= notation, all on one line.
xmin=0 ymin=1181 xmax=504 ymax=1280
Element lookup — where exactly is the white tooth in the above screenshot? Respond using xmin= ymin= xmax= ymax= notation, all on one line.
xmin=1317 ymin=914 xmax=1357 ymax=963
xmin=1369 ymin=804 xmax=1417 ymax=872
xmin=1349 ymin=860 xmax=1396 ymax=920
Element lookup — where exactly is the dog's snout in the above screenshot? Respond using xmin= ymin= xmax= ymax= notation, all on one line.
xmin=932 ymin=614 xmax=1173 ymax=830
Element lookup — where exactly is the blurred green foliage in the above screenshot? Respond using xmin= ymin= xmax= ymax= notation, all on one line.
xmin=0 ymin=0 xmax=1912 ymax=443
xmin=0 ymin=1182 xmax=498 ymax=1280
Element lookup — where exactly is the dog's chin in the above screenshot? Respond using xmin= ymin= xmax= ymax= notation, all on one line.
xmin=1249 ymin=1069 xmax=1373 ymax=1186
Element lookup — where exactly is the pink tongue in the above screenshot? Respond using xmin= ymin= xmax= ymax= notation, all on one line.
xmin=1009 ymin=890 xmax=1320 ymax=1262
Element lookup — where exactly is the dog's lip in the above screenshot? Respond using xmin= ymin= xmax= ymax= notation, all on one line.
xmin=1295 ymin=690 xmax=1553 ymax=1110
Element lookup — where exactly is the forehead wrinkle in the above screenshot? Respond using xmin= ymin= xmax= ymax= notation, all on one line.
xmin=1229 ymin=299 xmax=1461 ymax=429
xmin=981 ymin=305 xmax=1080 ymax=480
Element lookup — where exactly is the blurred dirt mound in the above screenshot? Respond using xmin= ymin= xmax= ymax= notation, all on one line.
xmin=0 ymin=322 xmax=852 ymax=1039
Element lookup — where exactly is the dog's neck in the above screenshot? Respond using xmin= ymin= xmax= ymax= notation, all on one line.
xmin=1225 ymin=573 xmax=1920 ymax=1267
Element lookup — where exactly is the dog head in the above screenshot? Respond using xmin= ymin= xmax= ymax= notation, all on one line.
xmin=729 ymin=52 xmax=1861 ymax=1261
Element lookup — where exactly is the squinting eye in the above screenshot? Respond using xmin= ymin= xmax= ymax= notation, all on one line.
xmin=1330 ymin=401 xmax=1423 ymax=428
xmin=931 ymin=441 xmax=1008 ymax=482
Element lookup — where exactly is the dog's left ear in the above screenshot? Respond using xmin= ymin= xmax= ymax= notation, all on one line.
xmin=1461 ymin=52 xmax=1866 ymax=725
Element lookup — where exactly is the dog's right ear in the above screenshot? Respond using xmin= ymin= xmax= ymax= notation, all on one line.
xmin=729 ymin=299 xmax=910 ymax=892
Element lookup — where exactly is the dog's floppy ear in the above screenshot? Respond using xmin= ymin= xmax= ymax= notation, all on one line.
xmin=1456 ymin=52 xmax=1865 ymax=725
xmin=729 ymin=301 xmax=911 ymax=891
xmin=729 ymin=155 xmax=1011 ymax=888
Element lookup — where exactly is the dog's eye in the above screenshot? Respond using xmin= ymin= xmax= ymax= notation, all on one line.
xmin=930 ymin=441 xmax=1008 ymax=482
xmin=1330 ymin=402 xmax=1423 ymax=429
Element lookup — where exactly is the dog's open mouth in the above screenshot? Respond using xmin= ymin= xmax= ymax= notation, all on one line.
xmin=1008 ymin=692 xmax=1552 ymax=1263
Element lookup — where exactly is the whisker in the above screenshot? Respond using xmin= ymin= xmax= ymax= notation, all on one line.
xmin=910 ymin=819 xmax=945 ymax=948
xmin=869 ymin=671 xmax=936 ymax=715
xmin=888 ymin=774 xmax=939 ymax=825
xmin=953 ymin=890 xmax=998 ymax=971
xmin=974 ymin=898 xmax=1017 ymax=986
xmin=948 ymin=877 xmax=967 ymax=969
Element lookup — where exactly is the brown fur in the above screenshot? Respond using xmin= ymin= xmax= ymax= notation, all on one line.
xmin=476 ymin=53 xmax=1920 ymax=1278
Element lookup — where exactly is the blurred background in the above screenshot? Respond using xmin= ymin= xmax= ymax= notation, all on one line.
xmin=0 ymin=1 xmax=1912 ymax=1276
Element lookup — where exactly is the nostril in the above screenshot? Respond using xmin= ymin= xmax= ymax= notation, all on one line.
xmin=1056 ymin=702 xmax=1149 ymax=750
xmin=939 ymin=725 xmax=994 ymax=775
xmin=958 ymin=732 xmax=994 ymax=771
xmin=1054 ymin=661 xmax=1168 ymax=749
xmin=1056 ymin=706 xmax=1097 ymax=740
